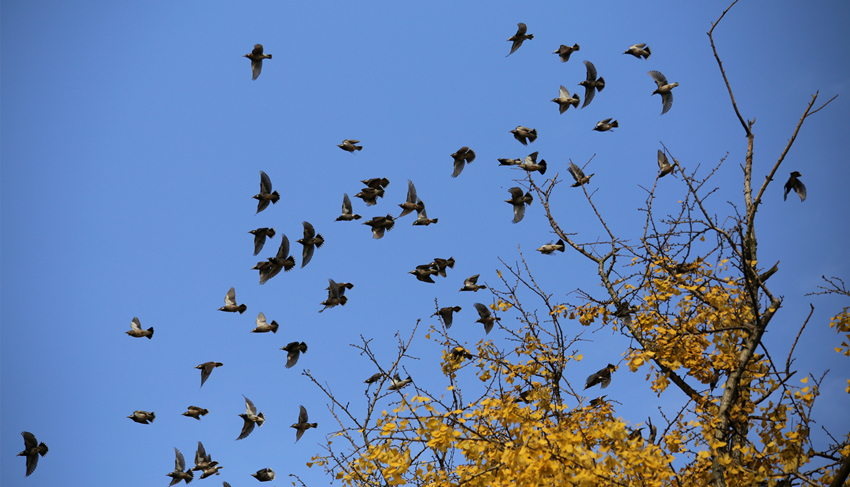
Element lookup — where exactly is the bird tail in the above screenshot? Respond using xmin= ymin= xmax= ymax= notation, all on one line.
xmin=538 ymin=160 xmax=547 ymax=175
xmin=610 ymin=120 xmax=619 ymax=128
xmin=270 ymin=191 xmax=280 ymax=203
xmin=149 ymin=412 xmax=156 ymax=423
xmin=147 ymin=327 xmax=154 ymax=339
xmin=314 ymin=234 xmax=324 ymax=248
xmin=266 ymin=54 xmax=272 ymax=59
xmin=238 ymin=305 xmax=247 ymax=314
xmin=596 ymin=77 xmax=605 ymax=92
xmin=270 ymin=321 xmax=279 ymax=333
xmin=528 ymin=129 xmax=538 ymax=142
xmin=525 ymin=192 xmax=533 ymax=205
xmin=39 ymin=443 xmax=49 ymax=456
xmin=355 ymin=145 xmax=362 ymax=151
xmin=527 ymin=34 xmax=534 ymax=40
xmin=643 ymin=46 xmax=651 ymax=59
xmin=556 ymin=239 xmax=565 ymax=251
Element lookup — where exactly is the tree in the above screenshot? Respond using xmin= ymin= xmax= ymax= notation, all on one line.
xmin=303 ymin=3 xmax=847 ymax=486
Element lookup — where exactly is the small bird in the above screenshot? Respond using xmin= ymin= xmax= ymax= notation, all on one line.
xmin=553 ymin=43 xmax=580 ymax=62
xmin=199 ymin=464 xmax=223 ymax=479
xmin=628 ymin=427 xmax=645 ymax=440
xmin=589 ymin=396 xmax=608 ymax=407
xmin=244 ymin=44 xmax=271 ymax=80
xmin=648 ymin=71 xmax=678 ymax=115
xmin=127 ymin=410 xmax=155 ymax=424
xmin=451 ymin=147 xmax=476 ymax=178
xmin=167 ymin=448 xmax=194 ymax=486
xmin=585 ymin=364 xmax=616 ymax=389
xmin=362 ymin=177 xmax=390 ymax=189
xmin=657 ymin=150 xmax=675 ymax=178
xmin=412 ymin=201 xmax=438 ymax=226
xmin=613 ymin=303 xmax=637 ymax=327
xmin=460 ymin=274 xmax=486 ymax=292
xmin=182 ymin=406 xmax=209 ymax=420
xmin=552 ymin=85 xmax=580 ymax=113
xmin=498 ymin=157 xmax=522 ymax=166
xmin=191 ymin=441 xmax=214 ymax=472
xmin=249 ymin=227 xmax=276 ymax=256
xmin=430 ymin=257 xmax=455 ymax=277
xmin=336 ymin=193 xmax=362 ymax=221
xmin=251 ymin=312 xmax=279 ymax=333
xmin=506 ymin=187 xmax=533 ymax=223
xmin=219 ymin=287 xmax=247 ymax=313
xmin=253 ymin=171 xmax=280 ymax=214
xmin=364 ymin=372 xmax=384 ymax=385
xmin=451 ymin=346 xmax=473 ymax=361
xmin=126 ymin=316 xmax=154 ymax=339
xmin=593 ymin=118 xmax=618 ymax=132
xmin=388 ymin=372 xmax=413 ymax=391
xmin=257 ymin=234 xmax=296 ymax=284
xmin=579 ymin=60 xmax=605 ymax=108
xmin=398 ymin=180 xmax=425 ymax=218
xmin=507 ymin=22 xmax=533 ymax=56
xmin=432 ymin=306 xmax=462 ymax=328
xmin=537 ymin=239 xmax=565 ymax=254
xmin=409 ymin=265 xmax=438 ymax=283
xmin=237 ymin=395 xmax=265 ymax=440
xmin=338 ymin=139 xmax=362 ymax=152
xmin=511 ymin=126 xmax=537 ymax=146
xmin=18 ymin=432 xmax=48 ymax=477
xmin=473 ymin=303 xmax=500 ymax=334
xmin=568 ymin=162 xmax=594 ymax=187
xmin=518 ymin=151 xmax=546 ymax=175
xmin=252 ymin=468 xmax=275 ymax=482
xmin=281 ymin=341 xmax=308 ymax=368
xmin=297 ymin=221 xmax=324 ymax=268
xmin=320 ymin=279 xmax=348 ymax=312
xmin=291 ymin=405 xmax=318 ymax=442
xmin=354 ymin=187 xmax=385 ymax=206
xmin=363 ymin=214 xmax=395 ymax=239
xmin=624 ymin=44 xmax=651 ymax=59
xmin=196 ymin=361 xmax=223 ymax=388
xmin=784 ymin=171 xmax=806 ymax=202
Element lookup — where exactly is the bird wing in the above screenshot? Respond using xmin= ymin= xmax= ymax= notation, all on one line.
xmin=516 ymin=22 xmax=527 ymax=35
xmin=327 ymin=279 xmax=340 ymax=299
xmin=341 ymin=193 xmax=352 ymax=214
xmin=559 ymin=85 xmax=569 ymax=100
xmin=237 ymin=417 xmax=255 ymax=440
xmin=298 ymin=405 xmax=309 ymax=423
xmin=224 ymin=287 xmax=236 ymax=306
xmin=584 ymin=60 xmax=597 ymax=82
xmin=568 ymin=162 xmax=584 ymax=181
xmin=657 ymin=150 xmax=669 ymax=170
xmin=195 ymin=442 xmax=206 ymax=466
xmin=582 ymin=84 xmax=595 ymax=108
xmin=301 ymin=241 xmax=315 ymax=268
xmin=441 ymin=308 xmax=454 ymax=328
xmin=175 ymin=448 xmax=186 ymax=471
xmin=253 ymin=232 xmax=266 ymax=256
xmin=252 ymin=44 xmax=264 ymax=56
xmin=302 ymin=221 xmax=316 ymax=239
xmin=277 ymin=234 xmax=290 ymax=259
xmin=794 ymin=179 xmax=807 ymax=201
xmin=286 ymin=349 xmax=300 ymax=368
xmin=406 ymin=180 xmax=417 ymax=204
xmin=647 ymin=70 xmax=668 ymax=87
xmin=466 ymin=274 xmax=480 ymax=286
xmin=199 ymin=363 xmax=214 ymax=387
xmin=131 ymin=317 xmax=142 ymax=331
xmin=512 ymin=200 xmax=526 ymax=223
xmin=451 ymin=157 xmax=465 ymax=178
xmin=244 ymin=396 xmax=257 ymax=415
xmin=259 ymin=171 xmax=272 ymax=193
xmin=632 ymin=43 xmax=646 ymax=49
xmin=256 ymin=312 xmax=267 ymax=327
xmin=508 ymin=187 xmax=524 ymax=200
xmin=473 ymin=302 xmax=491 ymax=318
xmin=660 ymin=92 xmax=673 ymax=115
xmin=251 ymin=58 xmax=263 ymax=80
xmin=22 ymin=431 xmax=37 ymax=449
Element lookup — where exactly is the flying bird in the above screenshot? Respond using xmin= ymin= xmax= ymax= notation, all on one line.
xmin=249 ymin=227 xmax=276 ymax=256
xmin=624 ymin=43 xmax=651 ymax=59
xmin=251 ymin=312 xmax=279 ymax=333
xmin=568 ymin=161 xmax=594 ymax=186
xmin=127 ymin=410 xmax=155 ymax=424
xmin=336 ymin=193 xmax=362 ymax=221
xmin=388 ymin=372 xmax=413 ymax=391
xmin=593 ymin=118 xmax=618 ymax=132
xmin=362 ymin=177 xmax=390 ymax=189
xmin=252 ymin=468 xmax=275 ymax=482
xmin=451 ymin=346 xmax=473 ymax=361
xmin=412 ymin=201 xmax=438 ymax=225
xmin=253 ymin=171 xmax=280 ymax=214
xmin=398 ymin=180 xmax=425 ymax=218
xmin=291 ymin=405 xmax=318 ymax=442
xmin=430 ymin=257 xmax=455 ymax=277
xmin=297 ymin=221 xmax=324 ymax=268
xmin=18 ymin=432 xmax=48 ymax=477
xmin=579 ymin=61 xmax=605 ymax=108
xmin=507 ymin=22 xmax=533 ymax=56
xmin=319 ymin=279 xmax=348 ymax=312
xmin=657 ymin=150 xmax=674 ymax=178
xmin=196 ymin=361 xmax=223 ymax=388
xmin=784 ymin=171 xmax=806 ymax=202
xmin=554 ymin=43 xmax=580 ymax=62
xmin=432 ymin=306 xmax=462 ymax=328
xmin=182 ymin=406 xmax=209 ymax=420
xmin=363 ymin=214 xmax=395 ymax=239
xmin=199 ymin=464 xmax=223 ymax=479
xmin=364 ymin=372 xmax=384 ymax=385
xmin=354 ymin=187 xmax=384 ymax=206
xmin=281 ymin=341 xmax=308 ymax=368
xmin=256 ymin=234 xmax=296 ymax=284
xmin=409 ymin=265 xmax=438 ymax=283
xmin=126 ymin=316 xmax=154 ymax=339
xmin=518 ymin=151 xmax=546 ymax=175
xmin=511 ymin=126 xmax=537 ymax=146
xmin=552 ymin=85 xmax=580 ymax=113
xmin=460 ymin=274 xmax=487 ymax=292
xmin=648 ymin=70 xmax=678 ymax=115
xmin=338 ymin=139 xmax=362 ymax=152
xmin=585 ymin=364 xmax=617 ymax=389
xmin=451 ymin=147 xmax=476 ymax=178
xmin=166 ymin=448 xmax=194 ymax=486
xmin=219 ymin=287 xmax=247 ymax=313
xmin=192 ymin=441 xmax=215 ymax=472
xmin=498 ymin=157 xmax=522 ymax=166
xmin=237 ymin=395 xmax=265 ymax=440
xmin=473 ymin=303 xmax=500 ymax=334
xmin=506 ymin=187 xmax=533 ymax=223
xmin=537 ymin=239 xmax=565 ymax=254
xmin=244 ymin=44 xmax=271 ymax=80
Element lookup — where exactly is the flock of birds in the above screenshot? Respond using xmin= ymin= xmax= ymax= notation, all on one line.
xmin=16 ymin=21 xmax=809 ymax=484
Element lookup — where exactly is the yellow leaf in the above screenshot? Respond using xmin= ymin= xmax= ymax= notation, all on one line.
xmin=800 ymin=377 xmax=808 ymax=384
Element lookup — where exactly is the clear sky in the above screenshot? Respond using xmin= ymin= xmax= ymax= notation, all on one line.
xmin=2 ymin=1 xmax=849 ymax=485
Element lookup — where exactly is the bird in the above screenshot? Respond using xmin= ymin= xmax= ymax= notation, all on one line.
xmin=585 ymin=364 xmax=616 ymax=389
xmin=579 ymin=61 xmax=605 ymax=108
xmin=319 ymin=279 xmax=349 ymax=312
xmin=364 ymin=372 xmax=384 ymax=385
xmin=412 ymin=201 xmax=438 ymax=226
xmin=498 ymin=157 xmax=522 ymax=166
xmin=451 ymin=147 xmax=476 ymax=178
xmin=658 ymin=150 xmax=675 ymax=178
xmin=166 ymin=448 xmax=194 ymax=486
xmin=613 ymin=303 xmax=637 ymax=327
xmin=507 ymin=22 xmax=533 ymax=56
xmin=338 ymin=139 xmax=362 ymax=152
xmin=648 ymin=70 xmax=678 ymax=115
xmin=388 ymin=372 xmax=413 ymax=391
xmin=537 ymin=239 xmax=565 ymax=254
xmin=554 ymin=43 xmax=580 ymax=62
xmin=398 ymin=180 xmax=424 ymax=218
xmin=127 ymin=410 xmax=155 ymax=424
xmin=511 ymin=126 xmax=537 ymax=146
xmin=624 ymin=43 xmax=651 ymax=59
xmin=473 ymin=303 xmax=500 ymax=334
xmin=354 ymin=187 xmax=385 ymax=206
xmin=252 ymin=468 xmax=275 ymax=482
xmin=199 ymin=464 xmax=223 ymax=479
xmin=126 ymin=316 xmax=154 ymax=339
xmin=18 ymin=432 xmax=48 ymax=477
xmin=251 ymin=312 xmax=279 ymax=333
xmin=291 ymin=405 xmax=318 ymax=442
xmin=518 ymin=151 xmax=546 ymax=175
xmin=336 ymin=193 xmax=361 ymax=221
xmin=363 ymin=214 xmax=395 ymax=239
xmin=362 ymin=177 xmax=390 ymax=189
xmin=253 ymin=171 xmax=280 ymax=214
xmin=460 ymin=274 xmax=486 ymax=292
xmin=506 ymin=187 xmax=533 ymax=223
xmin=237 ymin=395 xmax=265 ymax=440
xmin=589 ymin=396 xmax=608 ymax=407
xmin=182 ymin=406 xmax=209 ymax=420
xmin=191 ymin=441 xmax=214 ymax=472
xmin=432 ymin=306 xmax=462 ymax=328
xmin=784 ymin=171 xmax=806 ymax=201
xmin=249 ymin=227 xmax=276 ymax=256
xmin=552 ymin=85 xmax=580 ymax=113
xmin=451 ymin=346 xmax=473 ymax=361
xmin=568 ymin=162 xmax=594 ymax=187
xmin=628 ymin=427 xmax=645 ymax=441
xmin=297 ymin=221 xmax=324 ymax=268
xmin=430 ymin=257 xmax=455 ymax=277
xmin=593 ymin=118 xmax=618 ymax=132
xmin=281 ymin=341 xmax=308 ymax=368
xmin=244 ymin=44 xmax=271 ymax=80
xmin=219 ymin=287 xmax=247 ymax=313
xmin=196 ymin=362 xmax=223 ymax=388
xmin=257 ymin=234 xmax=296 ymax=284
xmin=409 ymin=265 xmax=438 ymax=283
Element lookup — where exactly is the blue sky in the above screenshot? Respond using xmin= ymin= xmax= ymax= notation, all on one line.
xmin=2 ymin=1 xmax=849 ymax=485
